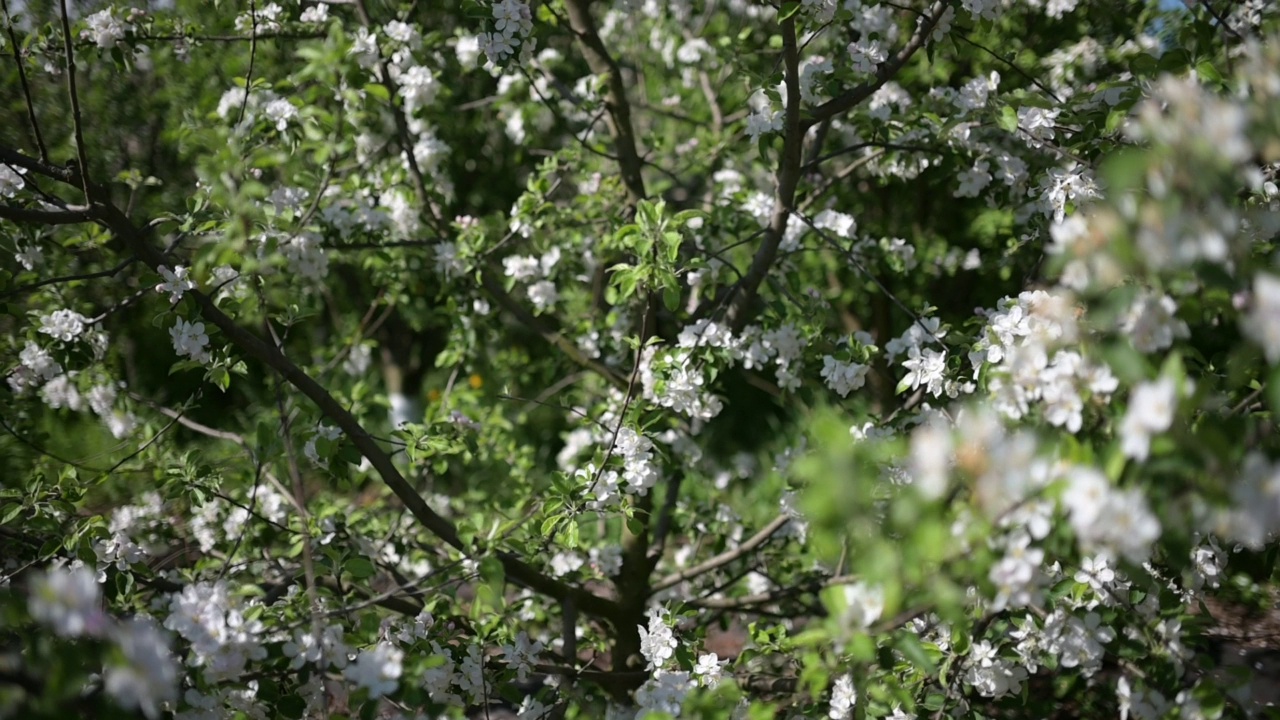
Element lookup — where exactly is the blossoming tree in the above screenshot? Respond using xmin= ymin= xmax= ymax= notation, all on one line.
xmin=3 ymin=0 xmax=1280 ymax=718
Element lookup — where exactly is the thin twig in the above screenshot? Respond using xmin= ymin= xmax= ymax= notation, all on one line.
xmin=954 ymin=32 xmax=1063 ymax=104
xmin=2 ymin=0 xmax=48 ymax=161
xmin=804 ymin=1 xmax=949 ymax=127
xmin=57 ymin=0 xmax=92 ymax=201
xmin=650 ymin=514 xmax=790 ymax=594
xmin=238 ymin=0 xmax=259 ymax=125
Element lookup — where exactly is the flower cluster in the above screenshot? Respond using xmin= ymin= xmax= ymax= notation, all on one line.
xmin=480 ymin=0 xmax=535 ymax=64
xmin=170 ymin=318 xmax=211 ymax=364
xmin=27 ymin=566 xmax=179 ymax=717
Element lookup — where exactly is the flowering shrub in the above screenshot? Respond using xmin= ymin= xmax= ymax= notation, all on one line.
xmin=2 ymin=0 xmax=1280 ymax=718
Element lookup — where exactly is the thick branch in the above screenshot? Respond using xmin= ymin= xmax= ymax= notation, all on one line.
xmin=803 ymin=1 xmax=949 ymax=127
xmin=0 ymin=204 xmax=95 ymax=225
xmin=85 ymin=200 xmax=618 ymax=623
xmin=723 ymin=16 xmax=804 ymax=332
xmin=563 ymin=0 xmax=647 ymax=204
xmin=0 ymin=146 xmax=79 ymax=185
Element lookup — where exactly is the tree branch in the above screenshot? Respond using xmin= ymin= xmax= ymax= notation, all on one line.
xmin=0 ymin=146 xmax=81 ymax=185
xmin=650 ymin=514 xmax=790 ymax=595
xmin=723 ymin=16 xmax=804 ymax=332
xmin=0 ymin=203 xmax=96 ymax=226
xmin=563 ymin=0 xmax=647 ymax=205
xmin=803 ymin=1 xmax=949 ymax=127
xmin=85 ymin=198 xmax=619 ymax=623
xmin=57 ymin=0 xmax=92 ymax=200
xmin=479 ymin=268 xmax=629 ymax=390
xmin=2 ymin=0 xmax=48 ymax=162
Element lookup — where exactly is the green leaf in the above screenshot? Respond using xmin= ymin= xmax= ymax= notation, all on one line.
xmin=210 ymin=366 xmax=231 ymax=392
xmin=896 ymin=634 xmax=938 ymax=674
xmin=663 ymin=285 xmax=682 ymax=312
xmin=345 ymin=556 xmax=376 ymax=580
xmin=779 ymin=1 xmax=801 ymax=21
xmin=337 ymin=445 xmax=363 ymax=465
xmin=997 ymin=106 xmax=1019 ymax=134
xmin=0 ymin=503 xmax=24 ymax=525
xmin=1195 ymin=60 xmax=1223 ymax=84
xmin=364 ymin=83 xmax=391 ymax=102
xmin=1268 ymin=365 xmax=1280 ymax=416
xmin=1105 ymin=108 xmax=1128 ymax=135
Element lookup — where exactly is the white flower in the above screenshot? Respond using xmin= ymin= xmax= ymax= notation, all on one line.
xmin=1062 ymin=466 xmax=1160 ymax=562
xmin=28 ymin=565 xmax=107 ymax=637
xmin=848 ymin=39 xmax=886 ymax=74
xmin=398 ymin=66 xmax=439 ymax=113
xmin=956 ymin=160 xmax=992 ymax=197
xmin=263 ymin=98 xmax=297 ymax=131
xmin=634 ymin=670 xmax=693 ymax=716
xmin=829 ymin=673 xmax=857 ymax=719
xmin=813 ymin=209 xmax=857 ymax=238
xmin=169 ymin=319 xmax=211 ymax=364
xmin=164 ymin=581 xmax=266 ymax=681
xmin=745 ymin=107 xmax=783 ymax=139
xmin=840 ymin=582 xmax=884 ymax=629
xmin=20 ymin=341 xmax=61 ymax=381
xmin=383 ymin=20 xmax=419 ymax=45
xmin=693 ymin=653 xmax=724 ymax=688
xmin=299 ymin=4 xmax=329 ymax=23
xmin=550 ymin=551 xmax=583 ymax=577
xmin=638 ymin=607 xmax=677 ymax=670
xmin=528 ymin=279 xmax=558 ymax=311
xmin=281 ymin=232 xmax=329 ymax=281
xmin=1121 ymin=292 xmax=1188 ymax=354
xmin=349 ymin=27 xmax=379 ymax=67
xmin=304 ymin=424 xmax=343 ymax=466
xmin=41 ymin=373 xmax=83 ymax=410
xmin=902 ymin=347 xmax=947 ymax=397
xmin=104 ymin=618 xmax=180 ymax=719
xmin=83 ymin=9 xmax=127 ymax=49
xmin=503 ymin=255 xmax=541 ymax=280
xmin=455 ymin=35 xmax=482 ymax=67
xmin=345 ymin=642 xmax=403 ymax=698
xmin=155 ymin=265 xmax=196 ymax=304
xmin=1017 ymin=107 xmax=1059 ymax=145
xmin=500 ymin=631 xmax=544 ymax=683
xmin=821 ymin=356 xmax=869 ymax=397
xmin=799 ymin=55 xmax=834 ymax=103
xmin=909 ymin=420 xmax=952 ymax=500
xmin=1243 ymin=273 xmax=1280 ymax=364
xmin=15 ymin=244 xmax=42 ymax=270
xmin=481 ymin=30 xmax=516 ymax=62
xmin=1119 ymin=377 xmax=1177 ymax=461
xmin=39 ymin=309 xmax=88 ymax=342
xmin=0 ymin=163 xmax=25 ymax=197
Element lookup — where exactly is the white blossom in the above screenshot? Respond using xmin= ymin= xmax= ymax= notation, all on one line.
xmin=1243 ymin=273 xmax=1280 ymax=364
xmin=829 ymin=674 xmax=857 ymax=719
xmin=105 ymin=618 xmax=180 ymax=719
xmin=170 ymin=319 xmax=211 ymax=364
xmin=638 ymin=607 xmax=677 ymax=670
xmin=28 ymin=565 xmax=107 ymax=637
xmin=39 ymin=309 xmax=88 ymax=342
xmin=345 ymin=642 xmax=403 ymax=698
xmin=82 ymin=9 xmax=127 ymax=49
xmin=1119 ymin=377 xmax=1177 ymax=461
xmin=156 ymin=265 xmax=196 ymax=304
